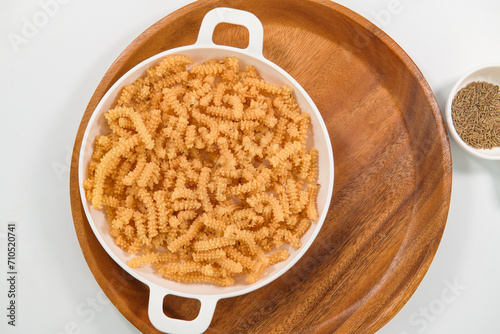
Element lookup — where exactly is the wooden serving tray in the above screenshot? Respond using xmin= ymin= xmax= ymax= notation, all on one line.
xmin=70 ymin=0 xmax=452 ymax=333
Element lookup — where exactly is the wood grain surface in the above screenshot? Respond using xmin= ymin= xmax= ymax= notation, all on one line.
xmin=69 ymin=0 xmax=453 ymax=333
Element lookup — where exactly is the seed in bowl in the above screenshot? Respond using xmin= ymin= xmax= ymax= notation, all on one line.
xmin=451 ymin=81 xmax=500 ymax=149
xmin=83 ymin=55 xmax=320 ymax=286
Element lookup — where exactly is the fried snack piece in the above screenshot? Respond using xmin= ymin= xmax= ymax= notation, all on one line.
xmin=84 ymin=55 xmax=320 ymax=286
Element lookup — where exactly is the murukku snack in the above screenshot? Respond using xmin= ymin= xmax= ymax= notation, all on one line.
xmin=84 ymin=55 xmax=320 ymax=286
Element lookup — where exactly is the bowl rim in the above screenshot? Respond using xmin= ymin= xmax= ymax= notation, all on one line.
xmin=444 ymin=63 xmax=500 ymax=160
xmin=78 ymin=42 xmax=335 ymax=300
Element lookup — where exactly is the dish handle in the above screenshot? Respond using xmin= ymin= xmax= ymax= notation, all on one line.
xmin=148 ymin=285 xmax=218 ymax=334
xmin=195 ymin=7 xmax=264 ymax=59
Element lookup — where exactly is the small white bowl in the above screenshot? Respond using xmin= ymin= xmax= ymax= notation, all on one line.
xmin=445 ymin=64 xmax=500 ymax=160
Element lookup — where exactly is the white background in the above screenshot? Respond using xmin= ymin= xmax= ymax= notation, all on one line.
xmin=1 ymin=0 xmax=500 ymax=333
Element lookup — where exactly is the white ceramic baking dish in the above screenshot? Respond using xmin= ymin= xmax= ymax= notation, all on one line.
xmin=79 ymin=7 xmax=334 ymax=334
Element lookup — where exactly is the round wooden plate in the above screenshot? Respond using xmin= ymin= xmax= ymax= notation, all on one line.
xmin=70 ymin=0 xmax=452 ymax=333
